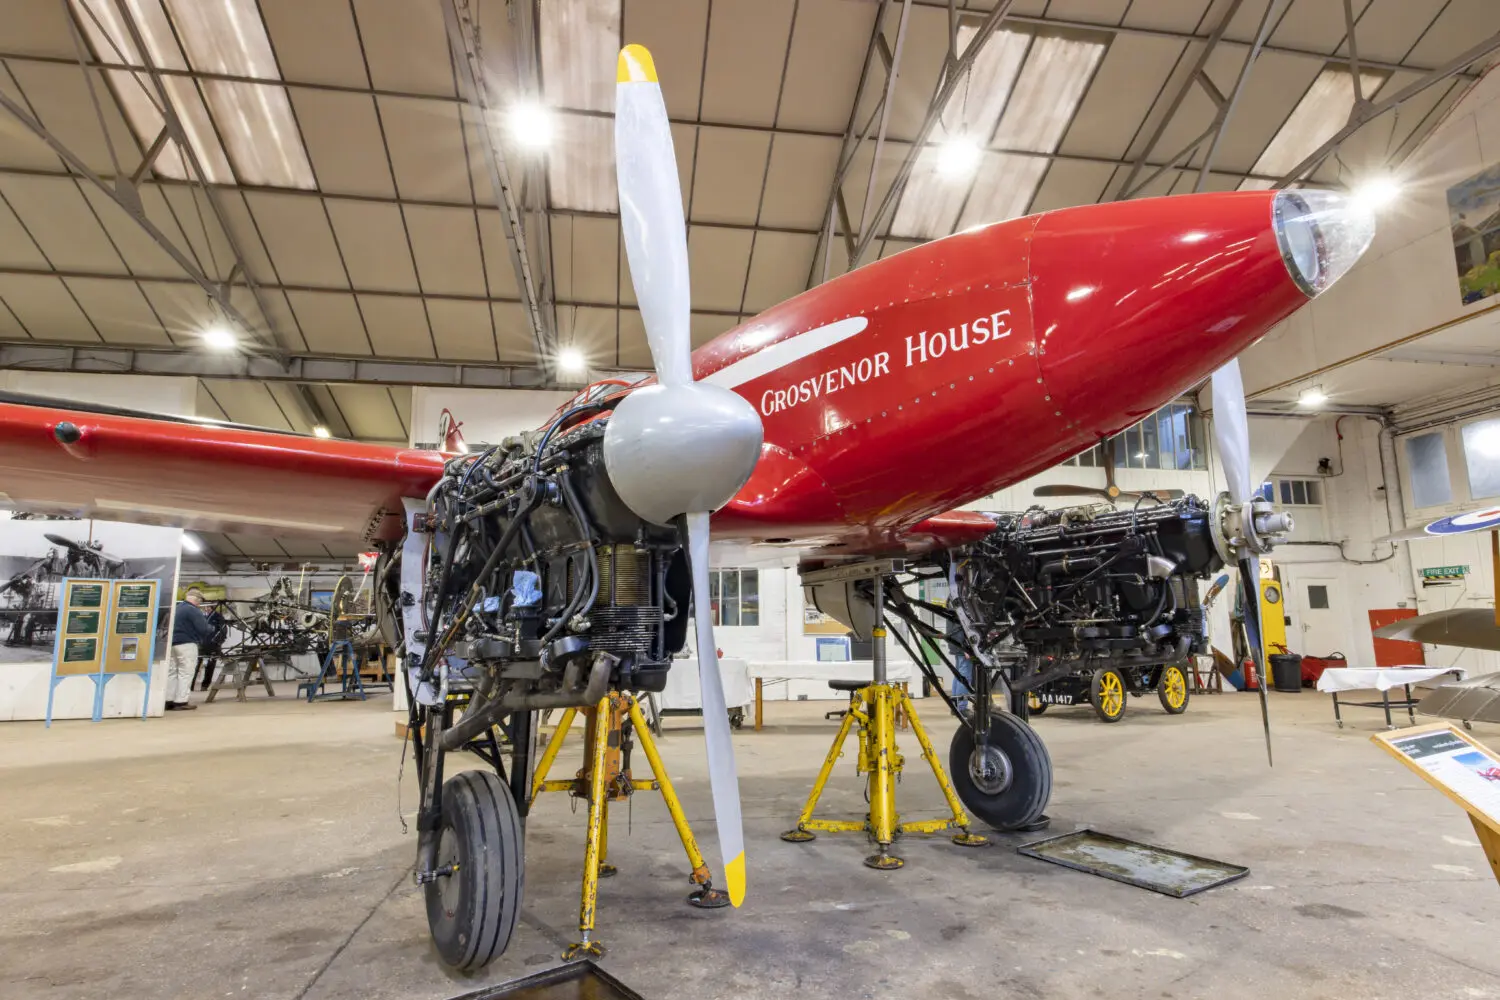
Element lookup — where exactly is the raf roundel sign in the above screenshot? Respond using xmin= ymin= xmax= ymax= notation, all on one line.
xmin=1425 ymin=507 xmax=1500 ymax=536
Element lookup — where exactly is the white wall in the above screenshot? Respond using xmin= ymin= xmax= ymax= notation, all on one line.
xmin=409 ymin=386 xmax=577 ymax=447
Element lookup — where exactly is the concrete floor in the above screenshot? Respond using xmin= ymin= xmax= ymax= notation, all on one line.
xmin=3 ymin=688 xmax=1499 ymax=1000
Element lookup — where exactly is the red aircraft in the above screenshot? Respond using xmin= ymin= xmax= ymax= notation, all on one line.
xmin=0 ymin=44 xmax=1372 ymax=968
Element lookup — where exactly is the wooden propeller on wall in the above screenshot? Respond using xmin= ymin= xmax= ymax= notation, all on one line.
xmin=1034 ymin=437 xmax=1186 ymax=502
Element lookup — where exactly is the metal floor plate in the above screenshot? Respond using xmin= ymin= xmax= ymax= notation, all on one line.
xmin=447 ymin=962 xmax=645 ymax=1000
xmin=1018 ymin=829 xmax=1248 ymax=897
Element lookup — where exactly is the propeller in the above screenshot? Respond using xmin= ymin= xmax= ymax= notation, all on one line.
xmin=1035 ymin=437 xmax=1185 ymax=502
xmin=600 ymin=45 xmax=762 ymax=908
xmin=1209 ymin=359 xmax=1292 ymax=766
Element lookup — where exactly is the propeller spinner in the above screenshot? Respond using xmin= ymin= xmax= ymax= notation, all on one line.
xmin=600 ymin=44 xmax=762 ymax=908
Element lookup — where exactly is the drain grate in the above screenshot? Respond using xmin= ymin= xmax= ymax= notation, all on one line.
xmin=1018 ymin=829 xmax=1249 ymax=897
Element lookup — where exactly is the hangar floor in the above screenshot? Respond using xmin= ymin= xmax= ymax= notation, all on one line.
xmin=2 ymin=691 xmax=1497 ymax=1000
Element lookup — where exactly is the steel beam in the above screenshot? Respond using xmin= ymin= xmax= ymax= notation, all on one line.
xmin=442 ymin=0 xmax=555 ymax=374
xmin=852 ymin=0 xmax=1019 ymax=264
xmin=855 ymin=0 xmax=913 ymax=255
xmin=1194 ymin=0 xmax=1285 ymax=191
xmin=0 ymin=340 xmax=644 ymax=389
xmin=1116 ymin=0 xmax=1245 ymax=201
xmin=1276 ymin=30 xmax=1500 ymax=187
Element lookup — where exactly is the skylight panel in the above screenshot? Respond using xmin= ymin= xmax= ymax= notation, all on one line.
xmin=890 ymin=26 xmax=1107 ymax=240
xmin=1247 ymin=67 xmax=1387 ymax=181
xmin=957 ymin=153 xmax=1050 ymax=230
xmin=991 ymin=33 xmax=1106 ymax=153
xmin=69 ymin=0 xmax=313 ymax=189
xmin=541 ymin=0 xmax=620 ymax=112
xmin=548 ymin=113 xmax=617 ymax=212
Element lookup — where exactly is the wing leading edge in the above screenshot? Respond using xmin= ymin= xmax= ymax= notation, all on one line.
xmin=0 ymin=393 xmax=446 ymax=542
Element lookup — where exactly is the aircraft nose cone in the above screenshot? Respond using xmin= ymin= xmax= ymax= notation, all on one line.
xmin=1028 ymin=191 xmax=1370 ymax=443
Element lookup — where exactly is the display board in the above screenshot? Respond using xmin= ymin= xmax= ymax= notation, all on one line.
xmin=104 ymin=580 xmax=158 ymax=674
xmin=1373 ymin=722 xmax=1500 ymax=885
xmin=45 ymin=576 xmax=162 ymax=725
xmin=54 ymin=579 xmax=107 ymax=676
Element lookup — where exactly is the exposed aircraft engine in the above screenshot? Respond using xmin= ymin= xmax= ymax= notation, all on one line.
xmin=960 ymin=497 xmax=1225 ymax=671
xmin=376 ymin=409 xmax=689 ymax=749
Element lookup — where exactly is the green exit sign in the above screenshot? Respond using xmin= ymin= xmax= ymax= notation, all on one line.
xmin=1421 ymin=565 xmax=1469 ymax=580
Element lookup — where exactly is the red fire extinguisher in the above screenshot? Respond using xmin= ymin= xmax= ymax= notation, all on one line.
xmin=1242 ymin=657 xmax=1260 ymax=691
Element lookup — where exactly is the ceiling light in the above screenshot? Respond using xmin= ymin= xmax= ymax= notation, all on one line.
xmin=1297 ymin=385 xmax=1328 ymax=408
xmin=1065 ymin=285 xmax=1095 ymax=303
xmin=1350 ymin=175 xmax=1401 ymax=212
xmin=202 ymin=325 xmax=236 ymax=350
xmin=181 ymin=533 xmax=202 ymax=553
xmin=509 ymin=102 xmax=554 ymax=151
xmin=936 ymin=135 xmax=983 ymax=180
xmin=313 ymin=426 xmax=331 ymax=438
xmin=557 ymin=346 xmax=586 ymax=374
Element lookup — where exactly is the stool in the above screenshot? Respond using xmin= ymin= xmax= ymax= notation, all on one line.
xmin=206 ymin=655 xmax=276 ymax=703
xmin=824 ymin=678 xmax=862 ymax=720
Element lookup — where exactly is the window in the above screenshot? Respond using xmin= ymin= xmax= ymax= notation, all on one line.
xmin=1405 ymin=431 xmax=1453 ymax=508
xmin=1461 ymin=418 xmax=1500 ymax=500
xmin=1276 ymin=478 xmax=1322 ymax=506
xmin=1061 ymin=400 xmax=1208 ymax=470
xmin=707 ymin=569 xmax=759 ymax=627
xmin=1307 ymin=585 xmax=1329 ymax=610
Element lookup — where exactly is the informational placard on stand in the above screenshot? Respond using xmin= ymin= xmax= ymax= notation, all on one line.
xmin=45 ymin=577 xmax=161 ymax=725
xmin=1374 ymin=722 xmax=1500 ymax=885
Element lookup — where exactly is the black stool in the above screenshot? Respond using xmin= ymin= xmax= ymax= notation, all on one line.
xmin=825 ymin=678 xmax=865 ymax=720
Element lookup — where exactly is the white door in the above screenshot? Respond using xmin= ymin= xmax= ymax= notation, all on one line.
xmin=1292 ymin=575 xmax=1346 ymax=658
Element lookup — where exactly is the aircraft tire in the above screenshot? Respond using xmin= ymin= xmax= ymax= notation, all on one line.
xmin=949 ymin=713 xmax=1052 ymax=832
xmin=425 ymin=769 xmax=524 ymax=971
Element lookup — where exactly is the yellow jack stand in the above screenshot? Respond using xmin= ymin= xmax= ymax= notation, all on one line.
xmin=531 ymin=690 xmax=728 ymax=961
xmin=781 ymin=680 xmax=988 ymax=868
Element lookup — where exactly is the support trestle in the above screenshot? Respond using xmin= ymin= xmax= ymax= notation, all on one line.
xmin=781 ymin=575 xmax=987 ymax=867
xmin=530 ymin=690 xmax=727 ymax=961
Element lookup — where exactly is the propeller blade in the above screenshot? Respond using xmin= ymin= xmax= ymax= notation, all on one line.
xmin=1239 ymin=556 xmax=1272 ymax=766
xmin=1211 ymin=359 xmax=1253 ymax=504
xmin=1032 ymin=485 xmax=1187 ymax=501
xmin=683 ymin=511 xmax=746 ymax=907
xmin=614 ymin=44 xmax=691 ymax=387
xmin=1033 ymin=485 xmax=1110 ymax=498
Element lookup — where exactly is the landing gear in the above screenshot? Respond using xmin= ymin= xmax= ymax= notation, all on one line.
xmin=411 ymin=685 xmax=534 ymax=972
xmin=423 ymin=770 xmax=524 ymax=972
xmin=948 ymin=713 xmax=1052 ymax=832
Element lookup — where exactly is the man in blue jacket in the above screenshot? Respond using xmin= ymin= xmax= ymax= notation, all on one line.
xmin=167 ymin=587 xmax=213 ymax=711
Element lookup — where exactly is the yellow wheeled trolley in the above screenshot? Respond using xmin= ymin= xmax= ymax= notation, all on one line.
xmin=530 ymin=690 xmax=728 ymax=960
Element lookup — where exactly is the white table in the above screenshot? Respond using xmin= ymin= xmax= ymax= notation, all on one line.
xmin=746 ymin=660 xmax=916 ymax=730
xmin=658 ymin=656 xmax=753 ymax=712
xmin=1316 ymin=665 xmax=1466 ymax=729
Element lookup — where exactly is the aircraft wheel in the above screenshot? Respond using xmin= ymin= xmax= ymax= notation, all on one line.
xmin=425 ymin=770 xmax=524 ymax=972
xmin=1090 ymin=667 xmax=1127 ymax=723
xmin=949 ymin=713 xmax=1052 ymax=831
xmin=1158 ymin=663 xmax=1190 ymax=715
xmin=1026 ymin=692 xmax=1047 ymax=716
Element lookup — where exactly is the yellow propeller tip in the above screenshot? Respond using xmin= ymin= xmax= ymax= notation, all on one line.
xmin=617 ymin=44 xmax=658 ymax=83
xmin=724 ymin=852 xmax=746 ymax=908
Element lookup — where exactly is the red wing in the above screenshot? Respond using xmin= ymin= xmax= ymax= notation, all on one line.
xmin=0 ymin=393 xmax=446 ymax=542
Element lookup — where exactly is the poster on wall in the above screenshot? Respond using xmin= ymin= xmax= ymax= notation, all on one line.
xmin=1448 ymin=162 xmax=1500 ymax=304
xmin=0 ymin=518 xmax=178 ymax=666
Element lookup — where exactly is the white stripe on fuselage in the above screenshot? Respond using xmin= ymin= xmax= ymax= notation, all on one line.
xmin=700 ymin=317 xmax=869 ymax=390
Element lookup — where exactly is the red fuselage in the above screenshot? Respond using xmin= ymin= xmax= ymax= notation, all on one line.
xmin=707 ymin=191 xmax=1306 ymax=544
xmin=0 ymin=192 xmax=1309 ymax=549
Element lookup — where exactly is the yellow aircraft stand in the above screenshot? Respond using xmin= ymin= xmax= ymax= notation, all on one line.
xmin=781 ymin=575 xmax=988 ymax=869
xmin=530 ymin=690 xmax=727 ymax=960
